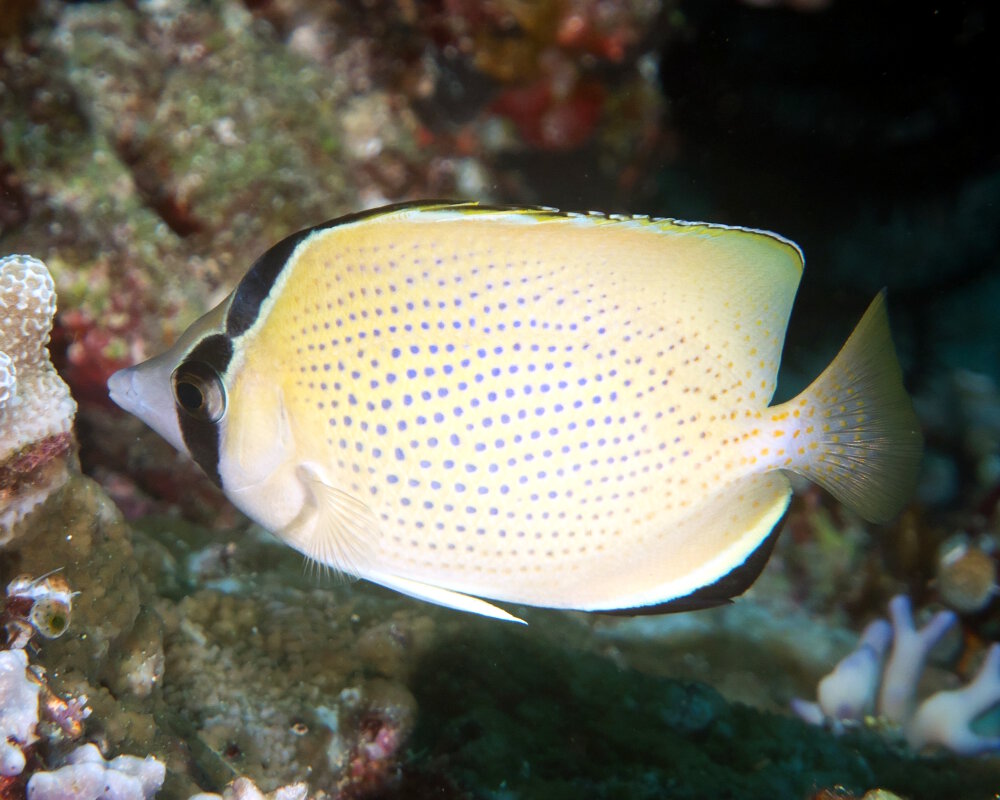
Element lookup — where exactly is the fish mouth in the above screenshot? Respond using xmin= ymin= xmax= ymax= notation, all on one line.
xmin=107 ymin=367 xmax=140 ymax=415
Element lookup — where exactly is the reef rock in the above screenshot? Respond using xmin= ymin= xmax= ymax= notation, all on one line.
xmin=0 ymin=254 xmax=77 ymax=545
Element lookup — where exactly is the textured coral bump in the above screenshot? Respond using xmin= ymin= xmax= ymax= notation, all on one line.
xmin=0 ymin=254 xmax=77 ymax=540
xmin=793 ymin=595 xmax=1000 ymax=756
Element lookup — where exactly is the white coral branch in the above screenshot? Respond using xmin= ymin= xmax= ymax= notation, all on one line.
xmin=793 ymin=594 xmax=1000 ymax=756
xmin=878 ymin=595 xmax=957 ymax=724
xmin=819 ymin=618 xmax=893 ymax=723
xmin=907 ymin=644 xmax=1000 ymax=755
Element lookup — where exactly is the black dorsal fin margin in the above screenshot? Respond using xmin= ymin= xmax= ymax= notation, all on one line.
xmin=225 ymin=201 xmax=461 ymax=339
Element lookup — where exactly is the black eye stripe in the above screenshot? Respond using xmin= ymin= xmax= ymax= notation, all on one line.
xmin=186 ymin=334 xmax=233 ymax=373
xmin=175 ymin=334 xmax=233 ymax=487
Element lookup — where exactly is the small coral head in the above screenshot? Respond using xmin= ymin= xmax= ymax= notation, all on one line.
xmin=0 ymin=255 xmax=56 ymax=368
xmin=1 ymin=254 xmax=77 ymax=540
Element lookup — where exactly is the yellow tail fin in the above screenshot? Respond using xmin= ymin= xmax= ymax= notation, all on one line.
xmin=790 ymin=291 xmax=923 ymax=522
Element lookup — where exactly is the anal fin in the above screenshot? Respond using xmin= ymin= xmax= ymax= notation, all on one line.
xmin=575 ymin=471 xmax=791 ymax=613
xmin=598 ymin=516 xmax=785 ymax=616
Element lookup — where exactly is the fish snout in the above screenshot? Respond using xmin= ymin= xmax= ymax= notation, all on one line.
xmin=107 ymin=366 xmax=141 ymax=415
xmin=106 ymin=359 xmax=189 ymax=455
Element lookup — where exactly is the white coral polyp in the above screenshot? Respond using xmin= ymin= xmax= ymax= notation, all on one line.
xmin=0 ymin=351 xmax=15 ymax=406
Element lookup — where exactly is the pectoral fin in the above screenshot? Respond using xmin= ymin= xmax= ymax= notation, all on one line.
xmin=279 ymin=463 xmax=380 ymax=577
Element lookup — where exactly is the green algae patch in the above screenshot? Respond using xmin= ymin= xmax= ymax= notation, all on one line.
xmin=407 ymin=623 xmax=1000 ymax=800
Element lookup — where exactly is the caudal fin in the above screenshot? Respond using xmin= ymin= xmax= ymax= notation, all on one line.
xmin=790 ymin=291 xmax=923 ymax=522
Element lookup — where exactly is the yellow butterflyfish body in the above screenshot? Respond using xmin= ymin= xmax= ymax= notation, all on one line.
xmin=108 ymin=202 xmax=923 ymax=622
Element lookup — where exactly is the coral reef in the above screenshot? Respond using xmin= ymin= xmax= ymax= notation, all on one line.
xmin=2 ymin=469 xmax=435 ymax=798
xmin=2 ymin=1 xmax=999 ymax=798
xmin=0 ymin=472 xmax=165 ymax=797
xmin=793 ymin=595 xmax=1000 ymax=755
xmin=0 ymin=254 xmax=77 ymax=545
xmin=25 ymin=743 xmax=164 ymax=800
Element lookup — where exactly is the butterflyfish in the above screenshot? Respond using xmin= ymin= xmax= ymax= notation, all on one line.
xmin=108 ymin=202 xmax=922 ymax=623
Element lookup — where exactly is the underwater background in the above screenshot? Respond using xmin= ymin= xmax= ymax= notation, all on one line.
xmin=1 ymin=0 xmax=999 ymax=798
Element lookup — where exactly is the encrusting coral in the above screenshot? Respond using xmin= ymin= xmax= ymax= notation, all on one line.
xmin=0 ymin=254 xmax=77 ymax=544
xmin=0 ymin=649 xmax=40 ymax=779
xmin=25 ymin=742 xmax=165 ymax=800
xmin=188 ymin=776 xmax=308 ymax=800
xmin=793 ymin=595 xmax=1000 ymax=755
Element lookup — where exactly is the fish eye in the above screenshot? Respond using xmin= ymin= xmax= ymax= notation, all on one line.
xmin=171 ymin=361 xmax=226 ymax=423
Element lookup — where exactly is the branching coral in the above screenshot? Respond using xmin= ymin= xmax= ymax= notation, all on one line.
xmin=793 ymin=595 xmax=1000 ymax=755
xmin=0 ymin=254 xmax=77 ymax=542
